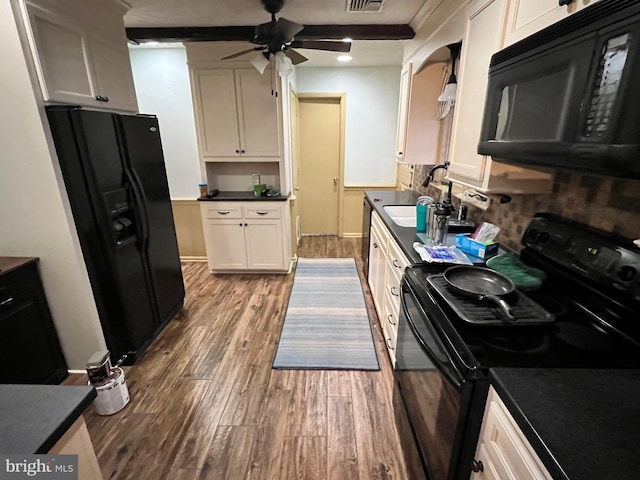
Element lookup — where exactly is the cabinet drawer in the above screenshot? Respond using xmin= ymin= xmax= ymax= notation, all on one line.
xmin=371 ymin=212 xmax=391 ymax=255
xmin=201 ymin=204 xmax=242 ymax=219
xmin=387 ymin=238 xmax=411 ymax=275
xmin=0 ymin=265 xmax=39 ymax=311
xmin=244 ymin=206 xmax=281 ymax=219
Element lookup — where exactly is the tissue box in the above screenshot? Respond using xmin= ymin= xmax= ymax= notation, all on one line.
xmin=455 ymin=233 xmax=499 ymax=259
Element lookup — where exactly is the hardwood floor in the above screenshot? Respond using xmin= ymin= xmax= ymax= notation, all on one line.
xmin=65 ymin=237 xmax=414 ymax=479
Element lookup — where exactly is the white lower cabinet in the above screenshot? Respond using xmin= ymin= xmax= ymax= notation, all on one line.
xmin=200 ymin=201 xmax=291 ymax=272
xmin=367 ymin=210 xmax=411 ymax=366
xmin=471 ymin=387 xmax=552 ymax=480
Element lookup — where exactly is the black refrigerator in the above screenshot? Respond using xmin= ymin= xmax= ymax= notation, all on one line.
xmin=46 ymin=105 xmax=185 ymax=365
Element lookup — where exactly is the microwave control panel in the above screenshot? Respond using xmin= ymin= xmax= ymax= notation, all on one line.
xmin=584 ymin=33 xmax=630 ymax=138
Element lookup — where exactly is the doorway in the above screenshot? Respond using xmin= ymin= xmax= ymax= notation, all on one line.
xmin=297 ymin=94 xmax=345 ymax=236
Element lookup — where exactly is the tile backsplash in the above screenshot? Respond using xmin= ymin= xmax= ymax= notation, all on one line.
xmin=414 ymin=166 xmax=640 ymax=252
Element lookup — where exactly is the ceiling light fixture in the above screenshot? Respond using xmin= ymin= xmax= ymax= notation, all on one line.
xmin=251 ymin=53 xmax=270 ymax=74
xmin=337 ymin=54 xmax=353 ymax=63
xmin=438 ymin=42 xmax=461 ymax=103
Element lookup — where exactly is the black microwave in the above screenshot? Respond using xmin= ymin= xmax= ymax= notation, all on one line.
xmin=478 ymin=0 xmax=640 ymax=178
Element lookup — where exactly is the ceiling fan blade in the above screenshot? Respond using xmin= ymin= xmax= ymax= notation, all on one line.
xmin=289 ymin=40 xmax=351 ymax=53
xmin=275 ymin=17 xmax=304 ymax=41
xmin=285 ymin=49 xmax=308 ymax=65
xmin=221 ymin=47 xmax=265 ymax=61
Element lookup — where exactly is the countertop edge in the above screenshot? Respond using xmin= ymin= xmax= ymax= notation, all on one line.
xmin=197 ymin=191 xmax=291 ymax=202
xmin=36 ymin=387 xmax=97 ymax=454
xmin=0 ymin=385 xmax=97 ymax=454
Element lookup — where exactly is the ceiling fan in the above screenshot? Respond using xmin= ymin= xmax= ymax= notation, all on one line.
xmin=221 ymin=0 xmax=352 ymax=66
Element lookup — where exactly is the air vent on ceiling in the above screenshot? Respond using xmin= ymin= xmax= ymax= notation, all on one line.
xmin=347 ymin=0 xmax=384 ymax=13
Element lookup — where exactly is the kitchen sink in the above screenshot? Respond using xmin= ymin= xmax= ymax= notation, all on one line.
xmin=382 ymin=205 xmax=416 ymax=227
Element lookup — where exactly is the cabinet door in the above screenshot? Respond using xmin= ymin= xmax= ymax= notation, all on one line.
xmin=24 ymin=1 xmax=97 ymax=105
xmin=395 ymin=62 xmax=413 ymax=161
xmin=88 ymin=33 xmax=138 ymax=112
xmin=404 ymin=61 xmax=446 ymax=165
xmin=470 ymin=444 xmax=500 ymax=480
xmin=503 ymin=0 xmax=600 ymax=47
xmin=192 ymin=69 xmax=241 ymax=158
xmin=202 ymin=219 xmax=247 ymax=270
xmin=447 ymin=0 xmax=506 ymax=183
xmin=368 ymin=224 xmax=387 ymax=314
xmin=245 ymin=219 xmax=285 ymax=270
xmin=235 ymin=69 xmax=282 ymax=158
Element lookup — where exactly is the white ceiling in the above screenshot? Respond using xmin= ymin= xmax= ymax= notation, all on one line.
xmin=123 ymin=0 xmax=431 ymax=28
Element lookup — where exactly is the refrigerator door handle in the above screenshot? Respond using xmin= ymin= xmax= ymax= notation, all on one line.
xmin=124 ymin=167 xmax=151 ymax=247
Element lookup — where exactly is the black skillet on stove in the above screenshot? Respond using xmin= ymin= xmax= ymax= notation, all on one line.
xmin=443 ymin=266 xmax=517 ymax=321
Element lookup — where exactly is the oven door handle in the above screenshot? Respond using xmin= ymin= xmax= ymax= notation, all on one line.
xmin=401 ymin=285 xmax=465 ymax=390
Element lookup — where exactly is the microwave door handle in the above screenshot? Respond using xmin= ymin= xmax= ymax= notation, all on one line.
xmin=401 ymin=287 xmax=465 ymax=390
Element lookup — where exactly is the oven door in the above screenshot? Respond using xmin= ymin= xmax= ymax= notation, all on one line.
xmin=395 ymin=279 xmax=472 ymax=480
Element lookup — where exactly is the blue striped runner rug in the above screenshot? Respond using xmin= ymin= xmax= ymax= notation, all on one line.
xmin=272 ymin=258 xmax=380 ymax=370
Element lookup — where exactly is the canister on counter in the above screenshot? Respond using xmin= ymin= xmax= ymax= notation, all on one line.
xmin=198 ymin=183 xmax=208 ymax=198
xmin=416 ymin=196 xmax=433 ymax=233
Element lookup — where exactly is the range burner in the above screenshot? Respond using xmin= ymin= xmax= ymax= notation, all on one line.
xmin=427 ymin=275 xmax=555 ymax=325
xmin=480 ymin=331 xmax=550 ymax=354
xmin=553 ymin=322 xmax=614 ymax=352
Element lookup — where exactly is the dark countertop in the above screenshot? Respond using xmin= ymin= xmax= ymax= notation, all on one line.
xmin=0 ymin=385 xmax=96 ymax=453
xmin=197 ymin=191 xmax=291 ymax=201
xmin=0 ymin=257 xmax=38 ymax=276
xmin=365 ymin=190 xmax=423 ymax=264
xmin=365 ymin=190 xmax=480 ymax=265
xmin=490 ymin=368 xmax=640 ymax=480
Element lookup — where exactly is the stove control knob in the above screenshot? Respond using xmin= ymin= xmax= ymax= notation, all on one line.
xmin=617 ymin=266 xmax=637 ymax=283
xmin=472 ymin=459 xmax=484 ymax=473
xmin=538 ymin=232 xmax=550 ymax=244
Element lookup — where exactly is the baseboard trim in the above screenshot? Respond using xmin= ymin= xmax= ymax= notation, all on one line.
xmin=180 ymin=256 xmax=208 ymax=262
xmin=342 ymin=233 xmax=364 ymax=238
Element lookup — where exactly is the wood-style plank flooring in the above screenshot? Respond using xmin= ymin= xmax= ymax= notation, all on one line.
xmin=65 ymin=237 xmax=414 ymax=479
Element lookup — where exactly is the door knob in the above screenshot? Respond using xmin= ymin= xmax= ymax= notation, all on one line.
xmin=294 ymin=187 xmax=300 ymax=191
xmin=333 ymin=177 xmax=338 ymax=185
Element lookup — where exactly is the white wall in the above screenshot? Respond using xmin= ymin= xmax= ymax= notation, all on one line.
xmin=129 ymin=45 xmax=202 ymax=198
xmin=295 ymin=66 xmax=401 ymax=186
xmin=1 ymin=1 xmax=106 ymax=370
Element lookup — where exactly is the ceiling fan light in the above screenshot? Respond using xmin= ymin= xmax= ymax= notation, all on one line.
xmin=438 ymin=82 xmax=457 ymax=102
xmin=251 ymin=53 xmax=270 ymax=74
xmin=275 ymin=51 xmax=293 ymax=76
xmin=337 ymin=54 xmax=353 ymax=63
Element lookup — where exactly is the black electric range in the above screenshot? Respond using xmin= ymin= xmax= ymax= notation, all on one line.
xmin=394 ymin=213 xmax=640 ymax=480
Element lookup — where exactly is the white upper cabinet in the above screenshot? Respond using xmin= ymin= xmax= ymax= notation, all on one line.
xmin=446 ymin=0 xmax=554 ymax=194
xmin=18 ymin=0 xmax=138 ymax=112
xmin=503 ymin=0 xmax=601 ymax=47
xmin=191 ymin=67 xmax=282 ymax=162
